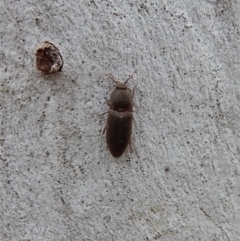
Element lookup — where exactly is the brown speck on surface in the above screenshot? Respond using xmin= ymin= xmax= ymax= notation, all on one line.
xmin=35 ymin=41 xmax=63 ymax=75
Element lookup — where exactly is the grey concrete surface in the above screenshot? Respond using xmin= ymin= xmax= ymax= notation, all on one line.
xmin=1 ymin=0 xmax=240 ymax=240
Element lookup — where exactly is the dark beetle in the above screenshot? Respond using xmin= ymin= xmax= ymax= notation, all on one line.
xmin=105 ymin=71 xmax=136 ymax=158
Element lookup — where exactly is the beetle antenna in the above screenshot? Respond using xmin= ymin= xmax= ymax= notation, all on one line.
xmin=124 ymin=70 xmax=137 ymax=84
xmin=106 ymin=73 xmax=119 ymax=84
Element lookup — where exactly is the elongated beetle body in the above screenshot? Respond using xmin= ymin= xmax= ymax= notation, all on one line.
xmin=105 ymin=71 xmax=136 ymax=158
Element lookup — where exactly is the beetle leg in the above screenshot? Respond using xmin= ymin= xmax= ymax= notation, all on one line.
xmin=102 ymin=126 xmax=107 ymax=134
xmin=131 ymin=83 xmax=138 ymax=98
xmin=129 ymin=142 xmax=133 ymax=152
xmin=106 ymin=99 xmax=111 ymax=106
xmin=128 ymin=138 xmax=135 ymax=155
xmin=97 ymin=110 xmax=109 ymax=116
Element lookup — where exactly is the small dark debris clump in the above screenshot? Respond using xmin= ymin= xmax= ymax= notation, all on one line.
xmin=35 ymin=41 xmax=63 ymax=75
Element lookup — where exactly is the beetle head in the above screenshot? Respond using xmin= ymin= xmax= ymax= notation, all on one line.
xmin=106 ymin=70 xmax=136 ymax=89
xmin=115 ymin=82 xmax=127 ymax=89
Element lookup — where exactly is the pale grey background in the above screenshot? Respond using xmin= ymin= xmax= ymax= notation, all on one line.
xmin=0 ymin=0 xmax=240 ymax=240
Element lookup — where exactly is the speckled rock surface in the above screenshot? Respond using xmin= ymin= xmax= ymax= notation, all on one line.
xmin=1 ymin=1 xmax=240 ymax=240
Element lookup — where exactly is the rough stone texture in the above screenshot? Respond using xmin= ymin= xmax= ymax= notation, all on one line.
xmin=0 ymin=0 xmax=240 ymax=240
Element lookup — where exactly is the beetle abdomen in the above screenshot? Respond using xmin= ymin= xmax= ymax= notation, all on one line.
xmin=106 ymin=111 xmax=133 ymax=158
